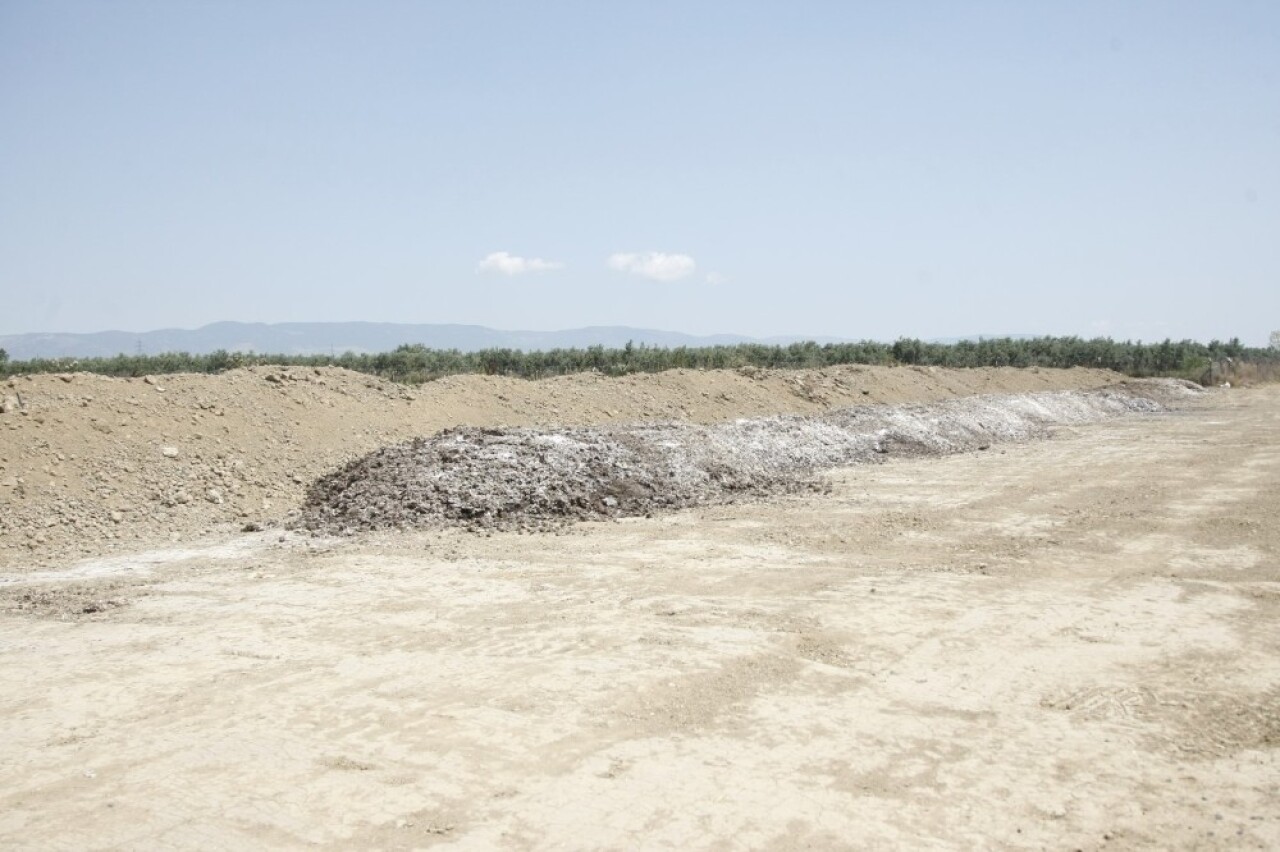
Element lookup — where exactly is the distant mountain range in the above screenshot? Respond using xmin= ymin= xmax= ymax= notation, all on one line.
xmin=0 ymin=321 xmax=858 ymax=360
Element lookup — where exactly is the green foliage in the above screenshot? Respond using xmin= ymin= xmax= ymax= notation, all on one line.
xmin=0 ymin=347 xmax=7 ymax=365
xmin=1 ymin=336 xmax=1277 ymax=385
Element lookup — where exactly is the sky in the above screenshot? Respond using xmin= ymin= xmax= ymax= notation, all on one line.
xmin=1 ymin=1 xmax=1277 ymax=344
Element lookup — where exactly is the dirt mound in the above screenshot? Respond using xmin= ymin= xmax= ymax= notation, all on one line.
xmin=300 ymin=380 xmax=1200 ymax=534
xmin=0 ymin=365 xmax=1167 ymax=568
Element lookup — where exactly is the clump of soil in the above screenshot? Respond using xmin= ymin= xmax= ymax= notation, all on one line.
xmin=0 ymin=579 xmax=146 ymax=619
xmin=299 ymin=380 xmax=1201 ymax=534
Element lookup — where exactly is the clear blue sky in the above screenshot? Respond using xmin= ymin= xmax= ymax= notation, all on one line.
xmin=2 ymin=1 xmax=1277 ymax=343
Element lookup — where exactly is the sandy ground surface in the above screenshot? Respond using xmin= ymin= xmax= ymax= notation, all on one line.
xmin=2 ymin=383 xmax=1278 ymax=850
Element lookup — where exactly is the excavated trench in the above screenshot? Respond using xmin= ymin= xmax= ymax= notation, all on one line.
xmin=298 ymin=379 xmax=1202 ymax=535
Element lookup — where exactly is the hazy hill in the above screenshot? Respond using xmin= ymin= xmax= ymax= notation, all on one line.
xmin=0 ymin=322 xmax=850 ymax=360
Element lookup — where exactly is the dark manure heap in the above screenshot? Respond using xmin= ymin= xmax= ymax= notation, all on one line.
xmin=298 ymin=380 xmax=1199 ymax=535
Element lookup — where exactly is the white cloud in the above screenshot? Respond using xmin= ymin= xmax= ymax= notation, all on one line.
xmin=607 ymin=251 xmax=696 ymax=282
xmin=476 ymin=251 xmax=563 ymax=275
xmin=705 ymin=271 xmax=728 ymax=286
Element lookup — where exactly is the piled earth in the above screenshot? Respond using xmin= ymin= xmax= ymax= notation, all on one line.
xmin=0 ymin=364 xmax=1125 ymax=568
xmin=300 ymin=379 xmax=1202 ymax=534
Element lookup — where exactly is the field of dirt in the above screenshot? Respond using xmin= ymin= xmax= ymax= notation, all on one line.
xmin=1 ymin=369 xmax=1278 ymax=849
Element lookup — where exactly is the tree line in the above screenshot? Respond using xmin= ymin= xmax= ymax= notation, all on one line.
xmin=1 ymin=336 xmax=1276 ymax=385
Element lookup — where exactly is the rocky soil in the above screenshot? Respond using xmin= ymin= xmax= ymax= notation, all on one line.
xmin=1 ymin=364 xmax=1124 ymax=569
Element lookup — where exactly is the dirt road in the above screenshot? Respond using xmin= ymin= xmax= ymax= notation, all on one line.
xmin=2 ymin=386 xmax=1277 ymax=850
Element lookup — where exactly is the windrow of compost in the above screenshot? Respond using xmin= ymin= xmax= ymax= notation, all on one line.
xmin=298 ymin=379 xmax=1201 ymax=535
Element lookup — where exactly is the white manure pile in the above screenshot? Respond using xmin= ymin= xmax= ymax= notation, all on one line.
xmin=298 ymin=379 xmax=1200 ymax=534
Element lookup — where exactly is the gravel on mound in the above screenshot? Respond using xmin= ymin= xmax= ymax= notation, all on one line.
xmin=298 ymin=380 xmax=1202 ymax=535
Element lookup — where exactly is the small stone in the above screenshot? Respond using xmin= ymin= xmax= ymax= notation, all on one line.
xmin=174 ymin=492 xmax=191 ymax=505
xmin=109 ymin=511 xmax=124 ymax=523
xmin=205 ymin=488 xmax=224 ymax=505
xmin=161 ymin=446 xmax=180 ymax=459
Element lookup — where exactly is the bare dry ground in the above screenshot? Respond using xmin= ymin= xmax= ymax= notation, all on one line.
xmin=1 ymin=372 xmax=1278 ymax=850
